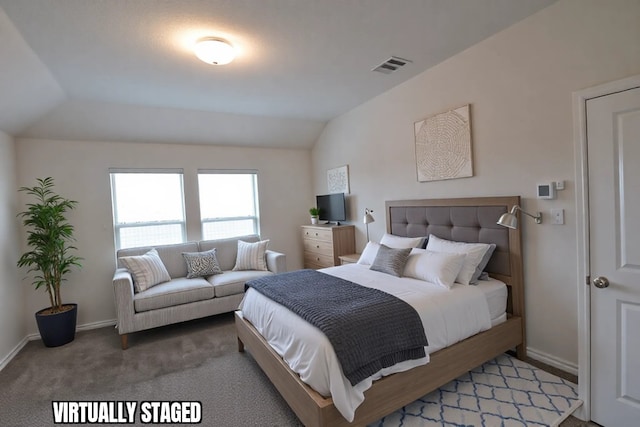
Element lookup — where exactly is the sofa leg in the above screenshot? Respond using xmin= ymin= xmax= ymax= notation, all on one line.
xmin=237 ymin=337 xmax=245 ymax=353
xmin=120 ymin=334 xmax=129 ymax=350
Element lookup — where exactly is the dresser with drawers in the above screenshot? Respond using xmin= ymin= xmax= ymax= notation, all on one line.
xmin=301 ymin=224 xmax=356 ymax=269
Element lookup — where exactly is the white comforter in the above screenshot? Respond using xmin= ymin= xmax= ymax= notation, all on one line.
xmin=239 ymin=263 xmax=493 ymax=421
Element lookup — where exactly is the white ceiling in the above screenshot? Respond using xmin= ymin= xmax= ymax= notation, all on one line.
xmin=0 ymin=0 xmax=557 ymax=148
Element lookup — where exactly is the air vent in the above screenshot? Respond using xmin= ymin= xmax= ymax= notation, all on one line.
xmin=372 ymin=56 xmax=412 ymax=74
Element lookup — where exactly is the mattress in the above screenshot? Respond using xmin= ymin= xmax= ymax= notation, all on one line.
xmin=239 ymin=263 xmax=507 ymax=421
xmin=476 ymin=275 xmax=508 ymax=325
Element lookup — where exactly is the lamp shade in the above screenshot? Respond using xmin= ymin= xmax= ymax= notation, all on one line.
xmin=363 ymin=208 xmax=374 ymax=241
xmin=363 ymin=208 xmax=375 ymax=224
xmin=194 ymin=38 xmax=236 ymax=65
xmin=497 ymin=205 xmax=542 ymax=229
xmin=497 ymin=212 xmax=518 ymax=229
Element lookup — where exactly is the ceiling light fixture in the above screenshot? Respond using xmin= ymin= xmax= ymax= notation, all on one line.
xmin=194 ymin=37 xmax=236 ymax=65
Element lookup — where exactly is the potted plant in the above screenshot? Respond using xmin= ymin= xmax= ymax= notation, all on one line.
xmin=17 ymin=177 xmax=82 ymax=347
xmin=309 ymin=207 xmax=320 ymax=224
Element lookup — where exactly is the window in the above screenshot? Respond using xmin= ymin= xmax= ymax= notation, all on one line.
xmin=110 ymin=171 xmax=186 ymax=249
xmin=198 ymin=171 xmax=259 ymax=240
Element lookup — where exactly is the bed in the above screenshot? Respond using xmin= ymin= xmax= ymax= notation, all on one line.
xmin=235 ymin=196 xmax=526 ymax=426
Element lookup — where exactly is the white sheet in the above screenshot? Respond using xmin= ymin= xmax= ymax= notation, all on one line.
xmin=239 ymin=264 xmax=499 ymax=422
xmin=476 ymin=276 xmax=508 ymax=322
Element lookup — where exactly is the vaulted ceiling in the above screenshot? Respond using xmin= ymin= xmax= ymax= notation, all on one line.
xmin=0 ymin=0 xmax=557 ymax=148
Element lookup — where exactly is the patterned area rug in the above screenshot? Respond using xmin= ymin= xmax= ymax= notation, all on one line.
xmin=372 ymin=354 xmax=582 ymax=427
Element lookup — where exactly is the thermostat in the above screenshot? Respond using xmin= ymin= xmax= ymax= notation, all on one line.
xmin=537 ymin=183 xmax=556 ymax=199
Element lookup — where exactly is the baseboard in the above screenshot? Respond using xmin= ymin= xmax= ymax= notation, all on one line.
xmin=25 ymin=318 xmax=117 ymax=341
xmin=527 ymin=346 xmax=578 ymax=377
xmin=0 ymin=336 xmax=29 ymax=372
xmin=77 ymin=318 xmax=117 ymax=332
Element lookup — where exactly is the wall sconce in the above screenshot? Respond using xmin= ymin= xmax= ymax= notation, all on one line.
xmin=363 ymin=208 xmax=375 ymax=241
xmin=497 ymin=205 xmax=542 ymax=229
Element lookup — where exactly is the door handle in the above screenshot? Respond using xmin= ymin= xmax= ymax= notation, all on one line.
xmin=592 ymin=276 xmax=610 ymax=289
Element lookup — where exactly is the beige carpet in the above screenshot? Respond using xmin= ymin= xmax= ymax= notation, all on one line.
xmin=0 ymin=313 xmax=595 ymax=426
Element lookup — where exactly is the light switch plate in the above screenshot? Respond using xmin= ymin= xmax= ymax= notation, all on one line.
xmin=551 ymin=208 xmax=564 ymax=225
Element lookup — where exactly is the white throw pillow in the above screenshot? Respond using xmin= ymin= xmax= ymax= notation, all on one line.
xmin=357 ymin=241 xmax=380 ymax=265
xmin=403 ymin=248 xmax=467 ymax=289
xmin=233 ymin=239 xmax=270 ymax=271
xmin=426 ymin=235 xmax=493 ymax=286
xmin=120 ymin=248 xmax=171 ymax=293
xmin=380 ymin=233 xmax=424 ymax=249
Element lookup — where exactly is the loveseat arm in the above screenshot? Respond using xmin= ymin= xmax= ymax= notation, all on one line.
xmin=112 ymin=268 xmax=136 ymax=335
xmin=266 ymin=250 xmax=286 ymax=274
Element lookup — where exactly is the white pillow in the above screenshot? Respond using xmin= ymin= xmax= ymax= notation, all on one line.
xmin=233 ymin=239 xmax=270 ymax=271
xmin=403 ymin=248 xmax=466 ymax=289
xmin=357 ymin=241 xmax=380 ymax=265
xmin=380 ymin=233 xmax=424 ymax=249
xmin=426 ymin=235 xmax=493 ymax=286
xmin=119 ymin=248 xmax=171 ymax=293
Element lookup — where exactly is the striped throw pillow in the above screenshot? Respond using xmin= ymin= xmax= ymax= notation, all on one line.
xmin=233 ymin=239 xmax=269 ymax=271
xmin=120 ymin=248 xmax=171 ymax=292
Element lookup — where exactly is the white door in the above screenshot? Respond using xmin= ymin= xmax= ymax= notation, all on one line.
xmin=587 ymin=86 xmax=640 ymax=427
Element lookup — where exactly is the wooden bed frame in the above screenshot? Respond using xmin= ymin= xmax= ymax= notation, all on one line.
xmin=235 ymin=196 xmax=526 ymax=427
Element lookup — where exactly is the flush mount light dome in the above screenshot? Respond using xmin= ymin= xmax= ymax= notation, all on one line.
xmin=194 ymin=37 xmax=235 ymax=65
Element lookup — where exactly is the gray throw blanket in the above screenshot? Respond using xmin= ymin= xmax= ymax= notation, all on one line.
xmin=245 ymin=269 xmax=428 ymax=385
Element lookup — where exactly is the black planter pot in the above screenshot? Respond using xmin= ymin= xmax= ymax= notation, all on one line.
xmin=35 ymin=303 xmax=78 ymax=347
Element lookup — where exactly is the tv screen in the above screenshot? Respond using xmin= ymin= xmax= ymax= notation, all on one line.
xmin=316 ymin=193 xmax=346 ymax=224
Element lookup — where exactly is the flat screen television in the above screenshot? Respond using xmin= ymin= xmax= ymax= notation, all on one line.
xmin=316 ymin=193 xmax=346 ymax=224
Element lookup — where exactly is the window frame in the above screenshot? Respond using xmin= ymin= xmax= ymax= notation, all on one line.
xmin=197 ymin=169 xmax=260 ymax=240
xmin=110 ymin=169 xmax=187 ymax=250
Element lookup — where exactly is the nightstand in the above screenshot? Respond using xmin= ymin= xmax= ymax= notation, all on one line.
xmin=338 ymin=253 xmax=361 ymax=265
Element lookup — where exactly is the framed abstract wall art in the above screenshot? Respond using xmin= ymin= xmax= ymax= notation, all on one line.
xmin=414 ymin=104 xmax=473 ymax=182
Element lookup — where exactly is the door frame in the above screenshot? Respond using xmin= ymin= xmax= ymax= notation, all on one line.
xmin=572 ymin=74 xmax=640 ymax=421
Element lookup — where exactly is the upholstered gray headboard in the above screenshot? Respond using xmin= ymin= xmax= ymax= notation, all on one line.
xmin=385 ymin=197 xmax=522 ymax=284
xmin=387 ymin=196 xmax=526 ymax=357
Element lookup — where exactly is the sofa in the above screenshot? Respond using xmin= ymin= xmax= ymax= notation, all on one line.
xmin=112 ymin=234 xmax=286 ymax=349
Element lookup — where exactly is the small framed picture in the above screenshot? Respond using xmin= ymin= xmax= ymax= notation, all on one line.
xmin=327 ymin=165 xmax=349 ymax=194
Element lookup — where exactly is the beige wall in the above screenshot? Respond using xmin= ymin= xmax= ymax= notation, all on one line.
xmin=15 ymin=138 xmax=312 ymax=335
xmin=311 ymin=0 xmax=640 ymax=369
xmin=0 ymin=130 xmax=25 ymax=366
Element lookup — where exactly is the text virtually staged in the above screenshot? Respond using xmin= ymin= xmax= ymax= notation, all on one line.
xmin=51 ymin=401 xmax=202 ymax=424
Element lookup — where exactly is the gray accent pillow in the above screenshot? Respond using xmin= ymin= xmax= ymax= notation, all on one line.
xmin=370 ymin=244 xmax=412 ymax=277
xmin=470 ymin=243 xmax=496 ymax=284
xmin=182 ymin=248 xmax=223 ymax=279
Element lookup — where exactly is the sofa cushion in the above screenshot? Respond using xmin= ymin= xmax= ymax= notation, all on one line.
xmin=207 ymin=270 xmax=273 ymax=298
xmin=133 ymin=277 xmax=214 ymax=312
xmin=182 ymin=248 xmax=223 ymax=278
xmin=119 ymin=249 xmax=171 ymax=292
xmin=233 ymin=239 xmax=270 ymax=271
xmin=118 ymin=242 xmax=199 ymax=279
